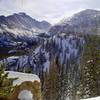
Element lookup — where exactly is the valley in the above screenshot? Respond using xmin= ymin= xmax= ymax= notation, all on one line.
xmin=0 ymin=9 xmax=100 ymax=100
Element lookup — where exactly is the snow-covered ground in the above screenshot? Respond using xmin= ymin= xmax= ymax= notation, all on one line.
xmin=81 ymin=96 xmax=100 ymax=100
xmin=5 ymin=71 xmax=40 ymax=86
xmin=18 ymin=90 xmax=33 ymax=100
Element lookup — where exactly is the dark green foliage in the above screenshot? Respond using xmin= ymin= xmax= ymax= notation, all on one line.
xmin=43 ymin=57 xmax=69 ymax=100
xmin=0 ymin=64 xmax=8 ymax=87
xmin=0 ymin=63 xmax=16 ymax=97
xmin=58 ymin=64 xmax=68 ymax=100
xmin=79 ymin=35 xmax=100 ymax=99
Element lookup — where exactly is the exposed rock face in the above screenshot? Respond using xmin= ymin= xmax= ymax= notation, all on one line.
xmin=0 ymin=12 xmax=51 ymax=34
xmin=10 ymin=81 xmax=42 ymax=100
xmin=0 ymin=13 xmax=51 ymax=58
xmin=3 ymin=34 xmax=84 ymax=76
xmin=0 ymin=81 xmax=42 ymax=100
xmin=0 ymin=71 xmax=42 ymax=100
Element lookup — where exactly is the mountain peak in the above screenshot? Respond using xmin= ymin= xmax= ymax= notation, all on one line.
xmin=13 ymin=12 xmax=26 ymax=15
xmin=50 ymin=9 xmax=100 ymax=35
xmin=18 ymin=12 xmax=27 ymax=15
xmin=82 ymin=9 xmax=99 ymax=12
xmin=76 ymin=9 xmax=100 ymax=16
xmin=0 ymin=12 xmax=51 ymax=36
xmin=10 ymin=12 xmax=28 ymax=18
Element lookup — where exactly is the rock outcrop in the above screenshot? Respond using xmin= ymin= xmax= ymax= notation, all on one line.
xmin=0 ymin=71 xmax=42 ymax=100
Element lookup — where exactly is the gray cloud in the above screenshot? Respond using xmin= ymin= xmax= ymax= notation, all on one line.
xmin=0 ymin=0 xmax=100 ymax=24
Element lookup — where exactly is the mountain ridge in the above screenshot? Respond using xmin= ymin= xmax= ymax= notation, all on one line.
xmin=0 ymin=12 xmax=51 ymax=35
xmin=49 ymin=9 xmax=100 ymax=35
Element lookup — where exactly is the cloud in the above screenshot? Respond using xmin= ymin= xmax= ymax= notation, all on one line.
xmin=0 ymin=0 xmax=100 ymax=24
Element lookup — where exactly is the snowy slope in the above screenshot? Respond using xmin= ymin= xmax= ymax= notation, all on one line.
xmin=81 ymin=96 xmax=100 ymax=100
xmin=49 ymin=9 xmax=100 ymax=35
xmin=0 ymin=12 xmax=51 ymax=50
xmin=5 ymin=71 xmax=40 ymax=86
xmin=18 ymin=90 xmax=33 ymax=100
xmin=0 ymin=12 xmax=51 ymax=33
xmin=3 ymin=34 xmax=84 ymax=81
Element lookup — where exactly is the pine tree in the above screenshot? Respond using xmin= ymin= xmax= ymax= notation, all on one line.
xmin=0 ymin=63 xmax=16 ymax=97
xmin=58 ymin=64 xmax=68 ymax=100
xmin=80 ymin=35 xmax=100 ymax=99
xmin=0 ymin=64 xmax=9 ymax=87
xmin=49 ymin=57 xmax=59 ymax=100
xmin=43 ymin=57 xmax=69 ymax=100
xmin=43 ymin=70 xmax=50 ymax=100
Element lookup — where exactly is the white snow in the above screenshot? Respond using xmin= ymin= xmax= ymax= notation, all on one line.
xmin=18 ymin=90 xmax=33 ymax=100
xmin=34 ymin=46 xmax=41 ymax=54
xmin=0 ymin=28 xmax=3 ymax=33
xmin=43 ymin=60 xmax=50 ymax=72
xmin=5 ymin=71 xmax=40 ymax=86
xmin=81 ymin=96 xmax=100 ymax=100
xmin=87 ymin=60 xmax=93 ymax=63
xmin=0 ymin=24 xmax=35 ymax=38
xmin=6 ymin=56 xmax=19 ymax=62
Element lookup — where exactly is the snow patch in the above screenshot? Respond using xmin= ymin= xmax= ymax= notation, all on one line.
xmin=43 ymin=60 xmax=50 ymax=72
xmin=18 ymin=90 xmax=33 ymax=100
xmin=81 ymin=96 xmax=100 ymax=100
xmin=5 ymin=71 xmax=40 ymax=86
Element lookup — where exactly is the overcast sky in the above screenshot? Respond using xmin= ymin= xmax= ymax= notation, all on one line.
xmin=0 ymin=0 xmax=100 ymax=24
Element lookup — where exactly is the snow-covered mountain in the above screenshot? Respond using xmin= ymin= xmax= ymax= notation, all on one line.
xmin=0 ymin=13 xmax=51 ymax=59
xmin=2 ymin=34 xmax=84 ymax=80
xmin=0 ymin=9 xmax=99 ymax=100
xmin=1 ymin=33 xmax=85 ymax=100
xmin=0 ymin=12 xmax=51 ymax=34
xmin=49 ymin=9 xmax=100 ymax=35
xmin=0 ymin=12 xmax=51 ymax=46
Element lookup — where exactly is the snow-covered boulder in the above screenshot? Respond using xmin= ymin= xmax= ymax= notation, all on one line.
xmin=5 ymin=71 xmax=40 ymax=86
xmin=4 ymin=71 xmax=42 ymax=100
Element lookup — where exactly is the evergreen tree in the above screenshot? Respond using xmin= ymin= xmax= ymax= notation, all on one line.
xmin=49 ymin=57 xmax=59 ymax=100
xmin=80 ymin=35 xmax=100 ymax=99
xmin=43 ymin=70 xmax=51 ymax=100
xmin=58 ymin=64 xmax=68 ymax=100
xmin=0 ymin=63 xmax=16 ymax=97
xmin=43 ymin=57 xmax=69 ymax=100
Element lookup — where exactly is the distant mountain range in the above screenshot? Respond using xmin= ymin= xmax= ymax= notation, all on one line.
xmin=0 ymin=9 xmax=100 ymax=39
xmin=0 ymin=10 xmax=100 ymax=99
xmin=0 ymin=12 xmax=51 ymax=58
xmin=49 ymin=9 xmax=100 ymax=35
xmin=0 ymin=12 xmax=51 ymax=37
xmin=0 ymin=9 xmax=100 ymax=59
